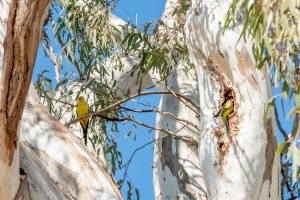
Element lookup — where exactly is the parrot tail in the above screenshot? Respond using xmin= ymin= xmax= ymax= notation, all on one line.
xmin=224 ymin=118 xmax=232 ymax=139
xmin=83 ymin=128 xmax=88 ymax=145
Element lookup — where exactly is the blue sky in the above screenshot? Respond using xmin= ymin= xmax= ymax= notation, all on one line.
xmin=110 ymin=1 xmax=165 ymax=199
xmin=32 ymin=0 xmax=295 ymax=199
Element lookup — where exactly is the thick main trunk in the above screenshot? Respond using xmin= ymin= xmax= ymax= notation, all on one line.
xmin=0 ymin=0 xmax=50 ymax=199
xmin=185 ymin=0 xmax=280 ymax=199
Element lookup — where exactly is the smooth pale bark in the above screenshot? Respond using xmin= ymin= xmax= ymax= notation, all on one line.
xmin=153 ymin=63 xmax=207 ymax=199
xmin=153 ymin=1 xmax=209 ymax=199
xmin=19 ymin=84 xmax=123 ymax=200
xmin=185 ymin=0 xmax=280 ymax=199
xmin=0 ymin=0 xmax=50 ymax=199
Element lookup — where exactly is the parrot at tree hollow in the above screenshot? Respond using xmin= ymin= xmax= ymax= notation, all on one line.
xmin=76 ymin=96 xmax=90 ymax=145
xmin=214 ymin=98 xmax=234 ymax=137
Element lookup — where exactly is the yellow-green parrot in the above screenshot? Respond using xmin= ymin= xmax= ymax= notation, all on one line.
xmin=76 ymin=96 xmax=90 ymax=145
xmin=214 ymin=98 xmax=234 ymax=137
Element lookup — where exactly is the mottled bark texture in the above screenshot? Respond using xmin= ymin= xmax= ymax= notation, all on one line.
xmin=154 ymin=64 xmax=207 ymax=200
xmin=184 ymin=0 xmax=280 ymax=199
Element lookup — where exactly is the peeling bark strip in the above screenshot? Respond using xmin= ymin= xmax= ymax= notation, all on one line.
xmin=0 ymin=0 xmax=50 ymax=164
xmin=263 ymin=118 xmax=277 ymax=185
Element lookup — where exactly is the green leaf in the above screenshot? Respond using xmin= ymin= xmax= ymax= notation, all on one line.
xmin=58 ymin=54 xmax=63 ymax=69
xmin=277 ymin=142 xmax=286 ymax=154
xmin=144 ymin=22 xmax=152 ymax=34
xmin=264 ymin=97 xmax=275 ymax=123
xmin=280 ymin=98 xmax=285 ymax=117
xmin=111 ymin=155 xmax=116 ymax=173
xmin=282 ymin=80 xmax=289 ymax=99
xmin=286 ymin=104 xmax=300 ymax=120
xmin=179 ymin=168 xmax=185 ymax=179
xmin=135 ymin=188 xmax=140 ymax=200
xmin=55 ymin=78 xmax=68 ymax=91
xmin=291 ymin=117 xmax=299 ymax=138
xmin=116 ymin=179 xmax=124 ymax=187
xmin=41 ymin=70 xmax=49 ymax=74
xmin=127 ymin=181 xmax=132 ymax=200
xmin=126 ymin=33 xmax=137 ymax=52
xmin=125 ymin=131 xmax=131 ymax=138
xmin=176 ymin=4 xmax=190 ymax=15
xmin=105 ymin=145 xmax=113 ymax=154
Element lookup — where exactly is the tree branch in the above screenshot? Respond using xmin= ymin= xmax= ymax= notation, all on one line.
xmin=166 ymin=85 xmax=201 ymax=117
xmin=64 ymin=90 xmax=200 ymax=126
xmin=95 ymin=113 xmax=196 ymax=140
xmin=274 ymin=104 xmax=289 ymax=141
xmin=120 ymin=106 xmax=201 ymax=134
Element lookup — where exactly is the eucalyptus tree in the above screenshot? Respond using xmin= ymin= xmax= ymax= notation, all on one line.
xmin=0 ymin=0 xmax=299 ymax=199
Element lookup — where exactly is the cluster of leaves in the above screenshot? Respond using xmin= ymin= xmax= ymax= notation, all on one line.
xmin=35 ymin=69 xmax=76 ymax=114
xmin=55 ymin=0 xmax=121 ymax=80
xmin=224 ymin=0 xmax=299 ymax=197
xmin=121 ymin=16 xmax=193 ymax=89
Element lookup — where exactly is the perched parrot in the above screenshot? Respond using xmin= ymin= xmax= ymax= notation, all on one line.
xmin=214 ymin=98 xmax=234 ymax=137
xmin=76 ymin=96 xmax=90 ymax=145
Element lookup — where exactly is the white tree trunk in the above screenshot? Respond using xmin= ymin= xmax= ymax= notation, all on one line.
xmin=184 ymin=0 xmax=280 ymax=199
xmin=0 ymin=0 xmax=50 ymax=199
xmin=153 ymin=1 xmax=209 ymax=199
xmin=153 ymin=63 xmax=208 ymax=199
xmin=19 ymin=84 xmax=123 ymax=200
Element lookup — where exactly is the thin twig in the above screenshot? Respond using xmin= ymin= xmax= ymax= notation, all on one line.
xmin=121 ymin=134 xmax=169 ymax=169
xmin=151 ymin=76 xmax=201 ymax=111
xmin=121 ymin=123 xmax=196 ymax=182
xmin=274 ymin=104 xmax=289 ymax=140
xmin=166 ymin=85 xmax=201 ymax=117
xmin=40 ymin=95 xmax=76 ymax=107
xmin=281 ymin=152 xmax=289 ymax=190
xmin=286 ymin=181 xmax=296 ymax=199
